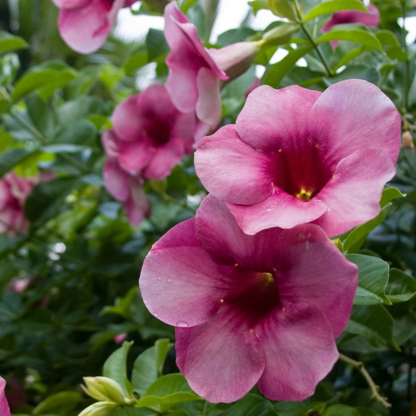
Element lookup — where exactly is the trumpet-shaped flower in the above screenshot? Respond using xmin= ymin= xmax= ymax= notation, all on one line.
xmin=112 ymin=84 xmax=198 ymax=179
xmin=0 ymin=377 xmax=11 ymax=416
xmin=53 ymin=0 xmax=135 ymax=54
xmin=195 ymin=80 xmax=401 ymax=237
xmin=140 ymin=195 xmax=358 ymax=403
xmin=164 ymin=2 xmax=260 ymax=131
xmin=102 ymin=131 xmax=151 ymax=227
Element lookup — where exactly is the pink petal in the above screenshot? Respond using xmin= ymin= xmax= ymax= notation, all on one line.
xmin=195 ymin=195 xmax=281 ymax=270
xmin=275 ymin=225 xmax=358 ymax=337
xmin=235 ymin=85 xmax=321 ymax=153
xmin=139 ymin=219 xmax=239 ymax=328
xmin=103 ymin=158 xmax=130 ymax=202
xmin=255 ymin=304 xmax=338 ymax=401
xmin=312 ymin=148 xmax=396 ymax=237
xmin=143 ymin=138 xmax=185 ymax=180
xmin=124 ymin=178 xmax=150 ymax=226
xmin=57 ymin=0 xmax=117 ymax=54
xmin=171 ymin=111 xmax=199 ymax=155
xmin=176 ymin=303 xmax=265 ymax=403
xmin=166 ymin=67 xmax=199 ymax=113
xmin=226 ymin=189 xmax=327 ymax=235
xmin=0 ymin=377 xmax=11 ymax=416
xmin=310 ymin=79 xmax=401 ymax=167
xmin=101 ymin=130 xmax=120 ymax=158
xmin=137 ymin=84 xmax=177 ymax=121
xmin=53 ymin=0 xmax=90 ymax=9
xmin=112 ymin=95 xmax=144 ymax=142
xmin=195 ymin=125 xmax=275 ymax=205
xmin=118 ymin=138 xmax=156 ymax=173
xmin=196 ymin=68 xmax=222 ymax=130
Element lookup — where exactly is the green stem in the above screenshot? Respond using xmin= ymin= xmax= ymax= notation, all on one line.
xmin=201 ymin=401 xmax=208 ymax=416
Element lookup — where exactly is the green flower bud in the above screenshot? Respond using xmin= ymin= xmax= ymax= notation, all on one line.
xmin=78 ymin=402 xmax=119 ymax=416
xmin=268 ymin=0 xmax=298 ymax=21
xmin=82 ymin=377 xmax=127 ymax=404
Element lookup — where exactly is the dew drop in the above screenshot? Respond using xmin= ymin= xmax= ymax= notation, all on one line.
xmin=157 ymin=277 xmax=162 ymax=281
xmin=167 ymin=278 xmax=172 ymax=283
xmin=176 ymin=320 xmax=189 ymax=327
xmin=155 ymin=312 xmax=159 ymax=317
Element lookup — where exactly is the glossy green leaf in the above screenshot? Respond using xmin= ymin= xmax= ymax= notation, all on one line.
xmin=386 ymin=268 xmax=416 ymax=303
xmin=0 ymin=32 xmax=28 ymax=54
xmin=103 ymin=341 xmax=134 ymax=397
xmin=347 ymin=254 xmax=391 ymax=306
xmin=262 ymin=23 xmax=300 ymax=46
xmin=303 ymin=0 xmax=367 ymax=23
xmin=375 ymin=30 xmax=401 ymax=47
xmin=0 ymin=149 xmax=39 ymax=179
xmin=334 ymin=46 xmax=369 ymax=71
xmin=113 ymin=408 xmax=155 ymax=416
xmin=345 ymin=305 xmax=400 ymax=351
xmin=264 ymin=46 xmax=313 ymax=87
xmin=324 ymin=404 xmax=360 ymax=416
xmin=379 ymin=186 xmax=405 ymax=207
xmin=317 ymin=29 xmax=382 ymax=52
xmin=132 ymin=338 xmax=172 ymax=396
xmin=268 ymin=0 xmax=297 ymax=21
xmin=222 ymin=394 xmax=277 ymax=416
xmin=32 ymin=391 xmax=82 ymax=416
xmin=249 ymin=0 xmax=269 ymax=15
xmin=12 ymin=68 xmax=77 ymax=102
xmin=146 ymin=29 xmax=169 ymax=61
xmin=124 ymin=51 xmax=148 ymax=76
xmin=136 ymin=374 xmax=202 ymax=411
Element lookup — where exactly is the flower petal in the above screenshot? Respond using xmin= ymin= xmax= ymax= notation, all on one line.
xmin=118 ymin=138 xmax=156 ymax=173
xmin=312 ymin=148 xmax=396 ymax=237
xmin=276 ymin=225 xmax=358 ymax=337
xmin=137 ymin=84 xmax=177 ymax=121
xmin=53 ymin=0 xmax=90 ymax=9
xmin=226 ymin=189 xmax=327 ymax=235
xmin=176 ymin=303 xmax=265 ymax=403
xmin=196 ymin=68 xmax=222 ymax=130
xmin=112 ymin=95 xmax=143 ymax=142
xmin=143 ymin=138 xmax=185 ymax=180
xmin=195 ymin=125 xmax=275 ymax=205
xmin=0 ymin=378 xmax=11 ymax=416
xmin=196 ymin=195 xmax=281 ymax=270
xmin=256 ymin=303 xmax=338 ymax=401
xmin=166 ymin=66 xmax=199 ymax=114
xmin=310 ymin=79 xmax=401 ymax=167
xmin=171 ymin=111 xmax=198 ymax=155
xmin=124 ymin=178 xmax=150 ymax=227
xmin=235 ymin=85 xmax=321 ymax=153
xmin=139 ymin=219 xmax=239 ymax=327
xmin=103 ymin=158 xmax=130 ymax=202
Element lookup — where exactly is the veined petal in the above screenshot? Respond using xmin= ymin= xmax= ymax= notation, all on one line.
xmin=166 ymin=66 xmax=199 ymax=113
xmin=118 ymin=138 xmax=156 ymax=173
xmin=103 ymin=158 xmax=130 ymax=202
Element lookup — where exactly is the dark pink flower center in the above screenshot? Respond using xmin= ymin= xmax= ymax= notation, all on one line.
xmin=146 ymin=120 xmax=172 ymax=146
xmin=272 ymin=145 xmax=333 ymax=200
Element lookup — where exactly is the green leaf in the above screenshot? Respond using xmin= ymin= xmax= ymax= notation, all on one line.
xmin=379 ymin=186 xmax=404 ymax=207
xmin=132 ymin=338 xmax=172 ymax=396
xmin=12 ymin=68 xmax=77 ymax=102
xmin=356 ymin=408 xmax=383 ymax=416
xmin=0 ymin=32 xmax=28 ymax=54
xmin=334 ymin=46 xmax=369 ymax=71
xmin=24 ymin=177 xmax=79 ymax=225
xmin=268 ymin=0 xmax=297 ymax=21
xmin=124 ymin=51 xmax=148 ymax=76
xmin=113 ymin=408 xmax=155 ymax=416
xmin=103 ymin=341 xmax=134 ymax=397
xmin=180 ymin=0 xmax=199 ymax=13
xmin=345 ymin=305 xmax=400 ymax=351
xmin=324 ymin=404 xmax=360 ymax=416
xmin=146 ymin=29 xmax=169 ymax=61
xmin=317 ymin=29 xmax=382 ymax=52
xmin=222 ymin=394 xmax=278 ymax=416
xmin=248 ymin=0 xmax=269 ymax=15
xmin=347 ymin=254 xmax=391 ymax=306
xmin=32 ymin=391 xmax=82 ymax=416
xmin=375 ymin=30 xmax=401 ymax=47
xmin=136 ymin=374 xmax=202 ymax=411
xmin=264 ymin=46 xmax=313 ymax=87
xmin=0 ymin=149 xmax=39 ymax=179
xmin=303 ymin=0 xmax=367 ymax=23
xmin=262 ymin=23 xmax=300 ymax=46
xmin=386 ymin=268 xmax=416 ymax=303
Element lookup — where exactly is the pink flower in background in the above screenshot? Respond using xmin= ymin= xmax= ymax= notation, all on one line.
xmin=0 ymin=173 xmax=35 ymax=235
xmin=0 ymin=377 xmax=11 ymax=416
xmin=322 ymin=4 xmax=380 ymax=48
xmin=7 ymin=278 xmax=30 ymax=293
xmin=140 ymin=195 xmax=358 ymax=403
xmin=102 ymin=131 xmax=151 ymax=227
xmin=114 ymin=333 xmax=127 ymax=344
xmin=195 ymin=80 xmax=401 ymax=237
xmin=164 ymin=2 xmax=260 ymax=132
xmin=53 ymin=0 xmax=136 ymax=54
xmin=112 ymin=84 xmax=198 ymax=179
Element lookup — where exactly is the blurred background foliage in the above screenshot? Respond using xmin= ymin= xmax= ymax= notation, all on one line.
xmin=1 ymin=0 xmax=416 ymax=415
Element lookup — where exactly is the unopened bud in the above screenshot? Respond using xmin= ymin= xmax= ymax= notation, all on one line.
xmin=78 ymin=401 xmax=118 ymax=416
xmin=82 ymin=377 xmax=126 ymax=404
xmin=261 ymin=22 xmax=300 ymax=46
xmin=402 ymin=131 xmax=415 ymax=152
xmin=268 ymin=0 xmax=298 ymax=21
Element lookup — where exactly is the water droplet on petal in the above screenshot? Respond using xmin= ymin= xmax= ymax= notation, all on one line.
xmin=167 ymin=278 xmax=172 ymax=283
xmin=176 ymin=320 xmax=189 ymax=328
xmin=155 ymin=312 xmax=159 ymax=317
xmin=157 ymin=277 xmax=162 ymax=281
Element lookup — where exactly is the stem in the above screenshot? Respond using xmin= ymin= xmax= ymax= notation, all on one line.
xmin=201 ymin=401 xmax=208 ymax=416
xmin=292 ymin=0 xmax=333 ymax=77
xmin=339 ymin=353 xmax=392 ymax=408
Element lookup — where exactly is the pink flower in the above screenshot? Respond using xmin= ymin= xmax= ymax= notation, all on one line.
xmin=0 ymin=377 xmax=11 ymax=416
xmin=245 ymin=77 xmax=260 ymax=98
xmin=322 ymin=4 xmax=380 ymax=49
xmin=53 ymin=0 xmax=135 ymax=54
xmin=114 ymin=333 xmax=127 ymax=344
xmin=7 ymin=278 xmax=30 ymax=293
xmin=140 ymin=195 xmax=358 ymax=403
xmin=112 ymin=84 xmax=198 ymax=179
xmin=102 ymin=131 xmax=151 ymax=227
xmin=164 ymin=2 xmax=260 ymax=131
xmin=0 ymin=173 xmax=34 ymax=235
xmin=195 ymin=80 xmax=401 ymax=237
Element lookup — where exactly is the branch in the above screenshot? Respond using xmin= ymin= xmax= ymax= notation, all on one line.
xmin=339 ymin=353 xmax=392 ymax=408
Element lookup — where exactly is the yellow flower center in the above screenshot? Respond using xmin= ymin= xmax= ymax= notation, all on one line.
xmin=296 ymin=188 xmax=313 ymax=201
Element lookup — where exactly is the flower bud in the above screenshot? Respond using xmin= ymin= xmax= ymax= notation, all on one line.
xmin=268 ymin=0 xmax=298 ymax=21
xmin=78 ymin=401 xmax=119 ymax=416
xmin=82 ymin=377 xmax=126 ymax=404
xmin=261 ymin=22 xmax=300 ymax=46
xmin=402 ymin=131 xmax=415 ymax=152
